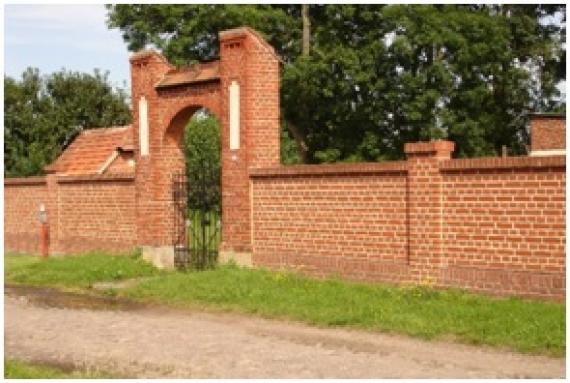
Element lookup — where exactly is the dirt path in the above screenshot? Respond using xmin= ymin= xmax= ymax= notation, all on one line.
xmin=4 ymin=286 xmax=565 ymax=378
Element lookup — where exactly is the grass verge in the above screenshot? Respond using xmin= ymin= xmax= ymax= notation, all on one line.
xmin=4 ymin=254 xmax=566 ymax=357
xmin=4 ymin=358 xmax=111 ymax=379
xmin=5 ymin=251 xmax=160 ymax=290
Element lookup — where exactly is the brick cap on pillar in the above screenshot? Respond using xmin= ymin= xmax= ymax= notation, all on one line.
xmin=404 ymin=140 xmax=455 ymax=159
xmin=219 ymin=26 xmax=282 ymax=63
xmin=129 ymin=49 xmax=172 ymax=66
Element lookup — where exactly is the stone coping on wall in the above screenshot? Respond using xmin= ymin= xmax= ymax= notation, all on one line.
xmin=249 ymin=161 xmax=408 ymax=178
xmin=439 ymin=155 xmax=565 ymax=172
xmin=4 ymin=176 xmax=47 ymax=186
xmin=56 ymin=173 xmax=135 ymax=184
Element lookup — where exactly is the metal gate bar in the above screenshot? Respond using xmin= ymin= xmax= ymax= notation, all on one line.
xmin=172 ymin=159 xmax=220 ymax=270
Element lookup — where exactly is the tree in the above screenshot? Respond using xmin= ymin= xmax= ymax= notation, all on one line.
xmin=106 ymin=4 xmax=565 ymax=162
xmin=184 ymin=110 xmax=220 ymax=210
xmin=4 ymin=68 xmax=131 ymax=177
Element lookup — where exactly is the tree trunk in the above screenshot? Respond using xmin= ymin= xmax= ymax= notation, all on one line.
xmin=302 ymin=4 xmax=310 ymax=56
xmin=285 ymin=120 xmax=309 ymax=163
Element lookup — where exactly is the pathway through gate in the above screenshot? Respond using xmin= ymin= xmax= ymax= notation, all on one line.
xmin=172 ymin=162 xmax=221 ymax=270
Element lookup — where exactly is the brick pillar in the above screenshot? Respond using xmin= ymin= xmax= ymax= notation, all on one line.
xmin=130 ymin=51 xmax=175 ymax=267
xmin=45 ymin=174 xmax=59 ymax=255
xmin=404 ymin=140 xmax=455 ymax=283
xmin=218 ymin=27 xmax=280 ymax=266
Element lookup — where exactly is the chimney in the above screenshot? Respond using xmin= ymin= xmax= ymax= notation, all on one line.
xmin=529 ymin=113 xmax=566 ymax=157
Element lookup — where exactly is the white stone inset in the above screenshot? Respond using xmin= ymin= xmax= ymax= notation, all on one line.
xmin=139 ymin=96 xmax=149 ymax=156
xmin=530 ymin=149 xmax=566 ymax=157
xmin=229 ymin=81 xmax=240 ymax=150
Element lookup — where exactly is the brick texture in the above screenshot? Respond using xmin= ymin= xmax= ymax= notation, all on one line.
xmin=440 ymin=159 xmax=565 ymax=299
xmin=250 ymin=143 xmax=566 ymax=300
xmin=54 ymin=175 xmax=137 ymax=254
xmin=4 ymin=175 xmax=136 ymax=255
xmin=251 ymin=163 xmax=410 ymax=282
xmin=4 ymin=177 xmax=48 ymax=254
xmin=530 ymin=114 xmax=565 ymax=152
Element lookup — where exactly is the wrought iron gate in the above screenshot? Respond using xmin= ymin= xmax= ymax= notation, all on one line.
xmin=172 ymin=160 xmax=220 ymax=270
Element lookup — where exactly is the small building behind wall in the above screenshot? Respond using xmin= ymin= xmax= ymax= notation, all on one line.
xmin=5 ymin=125 xmax=138 ymax=256
xmin=44 ymin=125 xmax=136 ymax=176
xmin=529 ymin=113 xmax=566 ymax=157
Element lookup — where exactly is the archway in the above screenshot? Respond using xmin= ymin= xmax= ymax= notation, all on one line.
xmin=130 ymin=27 xmax=280 ymax=268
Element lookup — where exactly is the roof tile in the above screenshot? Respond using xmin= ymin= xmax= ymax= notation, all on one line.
xmin=46 ymin=125 xmax=134 ymax=175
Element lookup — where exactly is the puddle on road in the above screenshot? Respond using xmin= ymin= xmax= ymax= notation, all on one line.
xmin=5 ymin=284 xmax=149 ymax=312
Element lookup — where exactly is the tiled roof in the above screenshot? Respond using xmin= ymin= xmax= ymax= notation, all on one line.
xmin=45 ymin=125 xmax=134 ymax=175
xmin=155 ymin=61 xmax=220 ymax=88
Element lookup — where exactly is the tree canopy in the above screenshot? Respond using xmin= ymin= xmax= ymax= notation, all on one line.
xmin=4 ymin=68 xmax=131 ymax=177
xmin=184 ymin=111 xmax=221 ymax=209
xmin=107 ymin=4 xmax=565 ymax=163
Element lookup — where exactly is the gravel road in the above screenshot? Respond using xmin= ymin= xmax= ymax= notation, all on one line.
xmin=4 ymin=287 xmax=565 ymax=378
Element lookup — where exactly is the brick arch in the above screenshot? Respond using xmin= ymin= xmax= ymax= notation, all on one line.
xmin=158 ymin=104 xmax=223 ymax=202
xmin=130 ymin=27 xmax=280 ymax=268
xmin=159 ymin=85 xmax=223 ymax=141
xmin=163 ymin=105 xmax=218 ymax=147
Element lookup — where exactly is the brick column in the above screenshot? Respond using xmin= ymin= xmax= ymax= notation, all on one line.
xmin=130 ymin=51 xmax=175 ymax=267
xmin=218 ymin=27 xmax=280 ymax=266
xmin=404 ymin=140 xmax=455 ymax=283
xmin=45 ymin=174 xmax=59 ymax=255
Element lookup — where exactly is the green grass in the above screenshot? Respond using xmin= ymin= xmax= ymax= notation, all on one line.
xmin=121 ymin=265 xmax=565 ymax=357
xmin=4 ymin=359 xmax=111 ymax=379
xmin=4 ymin=254 xmax=565 ymax=357
xmin=5 ymin=251 xmax=160 ymax=289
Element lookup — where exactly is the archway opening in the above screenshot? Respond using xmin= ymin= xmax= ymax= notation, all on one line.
xmin=167 ymin=106 xmax=221 ymax=270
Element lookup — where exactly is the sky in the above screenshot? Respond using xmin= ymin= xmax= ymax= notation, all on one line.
xmin=3 ymin=4 xmax=565 ymax=100
xmin=4 ymin=4 xmax=131 ymax=91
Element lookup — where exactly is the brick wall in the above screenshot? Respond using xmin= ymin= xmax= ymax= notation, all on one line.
xmin=4 ymin=177 xmax=48 ymax=254
xmin=4 ymin=174 xmax=136 ymax=255
xmin=250 ymin=143 xmax=566 ymax=300
xmin=251 ymin=162 xmax=411 ymax=282
xmin=439 ymin=157 xmax=565 ymax=299
xmin=54 ymin=174 xmax=137 ymax=254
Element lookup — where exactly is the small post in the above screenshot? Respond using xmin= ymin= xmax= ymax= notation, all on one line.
xmin=38 ymin=204 xmax=49 ymax=258
xmin=502 ymin=145 xmax=508 ymax=158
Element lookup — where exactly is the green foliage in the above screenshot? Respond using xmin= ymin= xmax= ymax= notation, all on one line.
xmin=280 ymin=123 xmax=302 ymax=165
xmin=4 ymin=359 xmax=111 ymax=379
xmin=4 ymin=68 xmax=131 ymax=177
xmin=184 ymin=111 xmax=220 ymax=209
xmin=107 ymin=4 xmax=565 ymax=162
xmin=4 ymin=253 xmax=160 ymax=289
